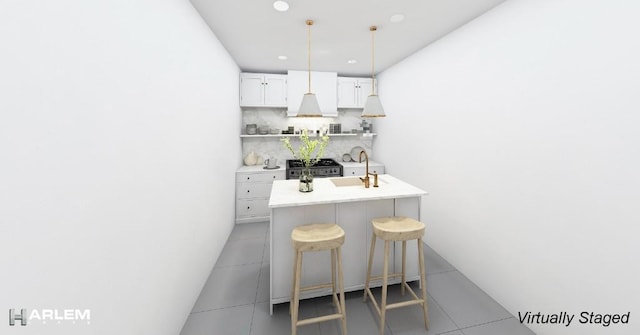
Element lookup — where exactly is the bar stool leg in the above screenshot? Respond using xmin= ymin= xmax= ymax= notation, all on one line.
xmin=401 ymin=240 xmax=407 ymax=296
xmin=290 ymin=249 xmax=298 ymax=316
xmin=417 ymin=238 xmax=429 ymax=330
xmin=337 ymin=247 xmax=348 ymax=335
xmin=379 ymin=240 xmax=390 ymax=335
xmin=331 ymin=249 xmax=337 ymax=298
xmin=291 ymin=250 xmax=303 ymax=335
xmin=363 ymin=233 xmax=376 ymax=302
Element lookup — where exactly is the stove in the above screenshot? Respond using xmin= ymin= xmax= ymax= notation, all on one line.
xmin=286 ymin=158 xmax=343 ymax=179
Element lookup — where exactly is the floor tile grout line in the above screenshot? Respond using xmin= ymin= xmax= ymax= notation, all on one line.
xmin=425 ymin=255 xmax=462 ymax=332
xmin=249 ymin=266 xmax=264 ymax=335
xmin=228 ymin=234 xmax=268 ymax=242
xmin=214 ymin=260 xmax=264 ymax=269
xmin=438 ymin=330 xmax=466 ymax=335
xmin=189 ymin=302 xmax=256 ymax=315
xmin=255 ymin=237 xmax=268 ymax=305
xmin=457 ymin=316 xmax=515 ymax=331
xmin=227 ymin=233 xmax=267 ymax=242
xmin=252 ymin=225 xmax=270 ymax=335
xmin=426 ymin=268 xmax=459 ymax=277
xmin=424 ymin=273 xmax=465 ymax=332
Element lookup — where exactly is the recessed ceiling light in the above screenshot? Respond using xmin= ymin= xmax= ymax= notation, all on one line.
xmin=347 ymin=59 xmax=357 ymax=64
xmin=390 ymin=13 xmax=405 ymax=23
xmin=273 ymin=1 xmax=289 ymax=12
xmin=278 ymin=55 xmax=288 ymax=60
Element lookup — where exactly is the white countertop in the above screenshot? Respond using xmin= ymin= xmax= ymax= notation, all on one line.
xmin=268 ymin=174 xmax=427 ymax=208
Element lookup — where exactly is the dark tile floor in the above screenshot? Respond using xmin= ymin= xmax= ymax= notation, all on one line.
xmin=180 ymin=222 xmax=535 ymax=335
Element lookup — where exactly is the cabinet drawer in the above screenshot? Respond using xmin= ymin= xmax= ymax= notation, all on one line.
xmin=236 ymin=199 xmax=269 ymax=217
xmin=370 ymin=165 xmax=385 ymax=174
xmin=236 ymin=171 xmax=285 ymax=183
xmin=343 ymin=165 xmax=385 ymax=176
xmin=236 ymin=182 xmax=273 ymax=199
xmin=344 ymin=167 xmax=365 ymax=176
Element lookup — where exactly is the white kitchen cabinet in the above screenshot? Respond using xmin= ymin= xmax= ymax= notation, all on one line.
xmin=287 ymin=70 xmax=338 ymax=117
xmin=236 ymin=168 xmax=285 ymax=223
xmin=337 ymin=77 xmax=376 ymax=108
xmin=342 ymin=162 xmax=384 ymax=177
xmin=240 ymin=73 xmax=287 ymax=107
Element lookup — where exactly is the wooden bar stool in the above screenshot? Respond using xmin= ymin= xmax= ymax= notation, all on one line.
xmin=363 ymin=216 xmax=428 ymax=335
xmin=290 ymin=223 xmax=347 ymax=335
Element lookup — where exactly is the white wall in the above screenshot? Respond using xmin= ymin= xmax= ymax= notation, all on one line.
xmin=0 ymin=1 xmax=240 ymax=334
xmin=375 ymin=0 xmax=640 ymax=334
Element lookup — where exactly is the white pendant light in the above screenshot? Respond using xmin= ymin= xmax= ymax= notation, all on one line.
xmin=362 ymin=26 xmax=386 ymax=118
xmin=297 ymin=20 xmax=323 ymax=117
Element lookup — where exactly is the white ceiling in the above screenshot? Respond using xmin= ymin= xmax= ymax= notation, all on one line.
xmin=190 ymin=0 xmax=507 ymax=77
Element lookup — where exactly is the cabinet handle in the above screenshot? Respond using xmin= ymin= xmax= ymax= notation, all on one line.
xmin=247 ymin=177 xmax=250 ymax=180
xmin=247 ymin=190 xmax=250 ymax=193
xmin=247 ymin=206 xmax=250 ymax=210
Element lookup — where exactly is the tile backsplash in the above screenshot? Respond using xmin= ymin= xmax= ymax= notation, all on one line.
xmin=241 ymin=108 xmax=378 ymax=166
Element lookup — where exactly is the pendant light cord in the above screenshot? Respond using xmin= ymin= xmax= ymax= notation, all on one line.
xmin=370 ymin=26 xmax=377 ymax=95
xmin=307 ymin=20 xmax=313 ymax=94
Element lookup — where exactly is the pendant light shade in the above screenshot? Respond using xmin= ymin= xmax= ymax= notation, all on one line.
xmin=298 ymin=93 xmax=322 ymax=117
xmin=297 ymin=20 xmax=322 ymax=117
xmin=362 ymin=94 xmax=385 ymax=117
xmin=362 ymin=26 xmax=386 ymax=118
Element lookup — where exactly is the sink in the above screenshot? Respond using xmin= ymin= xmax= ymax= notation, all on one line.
xmin=330 ymin=177 xmax=387 ymax=187
xmin=331 ymin=177 xmax=364 ymax=187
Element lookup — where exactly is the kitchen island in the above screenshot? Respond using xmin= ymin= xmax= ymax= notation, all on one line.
xmin=268 ymin=174 xmax=428 ymax=313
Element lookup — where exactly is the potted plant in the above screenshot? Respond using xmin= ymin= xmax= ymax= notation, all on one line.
xmin=281 ymin=129 xmax=330 ymax=192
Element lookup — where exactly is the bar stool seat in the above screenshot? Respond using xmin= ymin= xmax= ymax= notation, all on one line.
xmin=371 ymin=216 xmax=425 ymax=241
xmin=291 ymin=223 xmax=347 ymax=335
xmin=292 ymin=223 xmax=345 ymax=251
xmin=364 ymin=216 xmax=429 ymax=335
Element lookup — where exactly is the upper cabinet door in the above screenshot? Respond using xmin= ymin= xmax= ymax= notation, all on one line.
xmin=337 ymin=78 xmax=358 ymax=108
xmin=240 ymin=73 xmax=265 ymax=107
xmin=263 ymin=75 xmax=287 ymax=107
xmin=337 ymin=77 xmax=376 ymax=108
xmin=240 ymin=73 xmax=288 ymax=107
xmin=358 ymin=78 xmax=375 ymax=106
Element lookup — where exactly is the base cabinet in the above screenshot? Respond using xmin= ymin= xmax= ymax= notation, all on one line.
xmin=269 ymin=197 xmax=421 ymax=312
xmin=236 ymin=169 xmax=285 ymax=223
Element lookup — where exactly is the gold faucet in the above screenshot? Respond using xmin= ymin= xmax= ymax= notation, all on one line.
xmin=357 ymin=150 xmax=371 ymax=188
xmin=359 ymin=150 xmax=379 ymax=188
